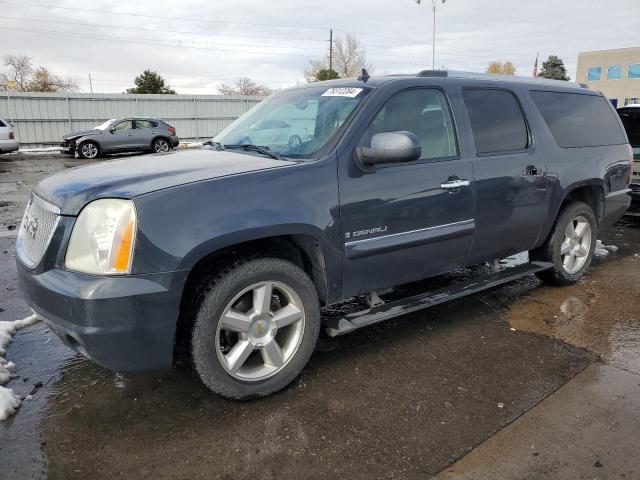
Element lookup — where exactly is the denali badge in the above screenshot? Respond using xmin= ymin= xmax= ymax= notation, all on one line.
xmin=345 ymin=226 xmax=388 ymax=239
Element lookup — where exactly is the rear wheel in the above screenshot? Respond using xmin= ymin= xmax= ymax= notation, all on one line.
xmin=190 ymin=258 xmax=320 ymax=399
xmin=532 ymin=201 xmax=597 ymax=286
xmin=153 ymin=138 xmax=170 ymax=153
xmin=79 ymin=141 xmax=99 ymax=159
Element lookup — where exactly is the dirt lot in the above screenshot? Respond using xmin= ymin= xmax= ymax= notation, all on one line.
xmin=1 ymin=153 xmax=639 ymax=479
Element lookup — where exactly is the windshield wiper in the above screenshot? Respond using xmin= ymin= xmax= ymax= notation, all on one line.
xmin=223 ymin=143 xmax=286 ymax=161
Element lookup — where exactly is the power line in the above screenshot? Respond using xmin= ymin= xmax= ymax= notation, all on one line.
xmin=0 ymin=15 xmax=331 ymax=44
xmin=0 ymin=0 xmax=329 ymax=30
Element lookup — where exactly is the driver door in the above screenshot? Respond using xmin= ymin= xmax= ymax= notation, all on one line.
xmin=338 ymin=87 xmax=476 ymax=297
xmin=103 ymin=119 xmax=135 ymax=152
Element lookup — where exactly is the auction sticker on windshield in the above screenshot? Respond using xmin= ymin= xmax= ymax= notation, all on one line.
xmin=321 ymin=87 xmax=363 ymax=97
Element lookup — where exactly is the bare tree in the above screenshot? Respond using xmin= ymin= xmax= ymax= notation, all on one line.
xmin=2 ymin=53 xmax=78 ymax=92
xmin=4 ymin=53 xmax=33 ymax=91
xmin=28 ymin=67 xmax=78 ymax=93
xmin=305 ymin=34 xmax=373 ymax=82
xmin=486 ymin=60 xmax=516 ymax=75
xmin=217 ymin=77 xmax=274 ymax=96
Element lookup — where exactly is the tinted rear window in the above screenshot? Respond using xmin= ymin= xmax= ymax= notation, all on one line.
xmin=462 ymin=89 xmax=529 ymax=154
xmin=530 ymin=91 xmax=626 ymax=148
xmin=0 ymin=120 xmax=5 ymax=128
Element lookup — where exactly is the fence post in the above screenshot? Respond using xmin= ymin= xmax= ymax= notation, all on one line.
xmin=66 ymin=96 xmax=72 ymax=131
xmin=194 ymin=97 xmax=199 ymax=142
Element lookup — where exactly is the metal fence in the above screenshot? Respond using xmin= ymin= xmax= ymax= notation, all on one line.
xmin=0 ymin=91 xmax=266 ymax=147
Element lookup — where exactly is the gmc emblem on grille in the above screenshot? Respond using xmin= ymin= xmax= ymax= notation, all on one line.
xmin=23 ymin=214 xmax=39 ymax=239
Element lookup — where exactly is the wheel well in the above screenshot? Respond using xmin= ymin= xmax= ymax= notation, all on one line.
xmin=152 ymin=136 xmax=170 ymax=147
xmin=78 ymin=139 xmax=101 ymax=154
xmin=173 ymin=235 xmax=328 ymax=363
xmin=563 ymin=185 xmax=604 ymax=223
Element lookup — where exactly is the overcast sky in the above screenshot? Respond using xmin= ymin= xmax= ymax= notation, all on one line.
xmin=0 ymin=0 xmax=638 ymax=94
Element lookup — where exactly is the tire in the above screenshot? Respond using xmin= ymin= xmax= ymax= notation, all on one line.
xmin=532 ymin=201 xmax=598 ymax=286
xmin=153 ymin=137 xmax=170 ymax=153
xmin=79 ymin=141 xmax=100 ymax=159
xmin=190 ymin=258 xmax=320 ymax=400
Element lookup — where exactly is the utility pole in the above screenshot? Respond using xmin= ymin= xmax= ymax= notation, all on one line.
xmin=416 ymin=0 xmax=447 ymax=69
xmin=329 ymin=28 xmax=333 ymax=72
xmin=88 ymin=73 xmax=94 ymax=93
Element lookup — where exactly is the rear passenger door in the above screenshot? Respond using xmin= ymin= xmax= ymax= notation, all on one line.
xmin=339 ymin=87 xmax=476 ymax=297
xmin=134 ymin=120 xmax=158 ymax=149
xmin=460 ymin=87 xmax=550 ymax=264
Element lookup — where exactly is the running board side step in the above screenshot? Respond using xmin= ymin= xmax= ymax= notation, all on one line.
xmin=323 ymin=261 xmax=552 ymax=337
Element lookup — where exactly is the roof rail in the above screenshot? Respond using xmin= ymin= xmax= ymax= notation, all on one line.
xmin=417 ymin=70 xmax=448 ymax=77
xmin=416 ymin=69 xmax=585 ymax=88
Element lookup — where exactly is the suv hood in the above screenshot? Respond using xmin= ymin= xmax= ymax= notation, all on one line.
xmin=34 ymin=149 xmax=296 ymax=215
xmin=63 ymin=129 xmax=101 ymax=140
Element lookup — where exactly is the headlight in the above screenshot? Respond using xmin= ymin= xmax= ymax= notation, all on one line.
xmin=65 ymin=199 xmax=137 ymax=275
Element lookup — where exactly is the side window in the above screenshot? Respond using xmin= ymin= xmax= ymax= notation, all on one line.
xmin=136 ymin=120 xmax=156 ymax=129
xmin=462 ymin=89 xmax=529 ymax=155
xmin=0 ymin=120 xmax=6 ymax=127
xmin=360 ymin=89 xmax=458 ymax=161
xmin=114 ymin=120 xmax=133 ymax=131
xmin=530 ymin=90 xmax=627 ymax=148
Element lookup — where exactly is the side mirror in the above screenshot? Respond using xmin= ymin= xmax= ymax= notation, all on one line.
xmin=109 ymin=127 xmax=116 ymax=133
xmin=355 ymin=131 xmax=421 ymax=172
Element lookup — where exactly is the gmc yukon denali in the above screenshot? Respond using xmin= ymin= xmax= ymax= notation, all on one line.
xmin=16 ymin=71 xmax=632 ymax=399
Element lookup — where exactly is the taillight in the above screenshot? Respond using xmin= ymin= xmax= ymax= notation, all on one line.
xmin=9 ymin=132 xmax=14 ymax=140
xmin=168 ymin=127 xmax=176 ymax=135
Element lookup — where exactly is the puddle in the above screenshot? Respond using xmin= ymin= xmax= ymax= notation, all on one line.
xmin=507 ymin=223 xmax=640 ymax=375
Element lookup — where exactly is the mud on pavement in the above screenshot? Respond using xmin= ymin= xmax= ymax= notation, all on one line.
xmin=0 ymin=155 xmax=638 ymax=479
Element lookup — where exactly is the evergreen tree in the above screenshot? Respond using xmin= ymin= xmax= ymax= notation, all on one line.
xmin=538 ymin=55 xmax=570 ymax=81
xmin=127 ymin=70 xmax=176 ymax=94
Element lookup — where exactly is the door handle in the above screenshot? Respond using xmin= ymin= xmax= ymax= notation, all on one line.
xmin=440 ymin=179 xmax=471 ymax=190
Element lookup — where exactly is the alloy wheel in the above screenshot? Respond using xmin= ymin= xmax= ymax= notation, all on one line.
xmin=215 ymin=281 xmax=306 ymax=381
xmin=81 ymin=143 xmax=98 ymax=159
xmin=560 ymin=215 xmax=592 ymax=274
xmin=155 ymin=139 xmax=169 ymax=152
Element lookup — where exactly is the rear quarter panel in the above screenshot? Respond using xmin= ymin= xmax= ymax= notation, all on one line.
xmin=522 ymin=89 xmax=630 ymax=246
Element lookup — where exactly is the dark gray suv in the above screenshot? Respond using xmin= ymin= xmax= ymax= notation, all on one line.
xmin=17 ymin=71 xmax=632 ymax=400
xmin=62 ymin=117 xmax=179 ymax=159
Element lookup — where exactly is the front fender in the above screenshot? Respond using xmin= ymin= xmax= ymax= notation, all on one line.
xmin=131 ymin=156 xmax=343 ymax=301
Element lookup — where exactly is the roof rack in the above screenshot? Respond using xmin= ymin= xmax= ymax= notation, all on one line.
xmin=417 ymin=69 xmax=585 ymax=88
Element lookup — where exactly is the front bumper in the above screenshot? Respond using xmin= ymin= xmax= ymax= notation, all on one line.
xmin=17 ymin=260 xmax=188 ymax=372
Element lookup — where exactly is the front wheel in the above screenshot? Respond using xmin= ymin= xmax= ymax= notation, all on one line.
xmin=79 ymin=141 xmax=100 ymax=159
xmin=190 ymin=258 xmax=320 ymax=399
xmin=532 ymin=201 xmax=597 ymax=286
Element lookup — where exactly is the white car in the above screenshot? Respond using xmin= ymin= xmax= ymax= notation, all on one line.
xmin=0 ymin=118 xmax=19 ymax=154
xmin=241 ymin=119 xmax=311 ymax=149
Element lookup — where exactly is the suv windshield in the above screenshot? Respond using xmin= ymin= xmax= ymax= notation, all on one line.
xmin=213 ymin=85 xmax=371 ymax=158
xmin=94 ymin=119 xmax=116 ymax=130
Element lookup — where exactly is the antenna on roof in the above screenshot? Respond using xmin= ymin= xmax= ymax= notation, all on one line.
xmin=358 ymin=69 xmax=370 ymax=83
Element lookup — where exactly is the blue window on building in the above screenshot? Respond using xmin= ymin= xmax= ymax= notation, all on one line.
xmin=587 ymin=66 xmax=601 ymax=81
xmin=608 ymin=65 xmax=622 ymax=80
xmin=629 ymin=64 xmax=640 ymax=79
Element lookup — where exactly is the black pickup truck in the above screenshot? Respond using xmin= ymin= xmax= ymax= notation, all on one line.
xmin=16 ymin=71 xmax=632 ymax=399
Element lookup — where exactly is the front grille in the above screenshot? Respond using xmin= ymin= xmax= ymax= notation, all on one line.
xmin=16 ymin=195 xmax=61 ymax=268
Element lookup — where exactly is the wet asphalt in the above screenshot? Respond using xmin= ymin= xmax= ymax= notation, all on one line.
xmin=0 ymin=153 xmax=639 ymax=479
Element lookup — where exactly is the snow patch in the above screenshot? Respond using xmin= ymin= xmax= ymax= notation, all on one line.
xmin=17 ymin=147 xmax=62 ymax=154
xmin=594 ymin=240 xmax=618 ymax=258
xmin=0 ymin=314 xmax=40 ymax=421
